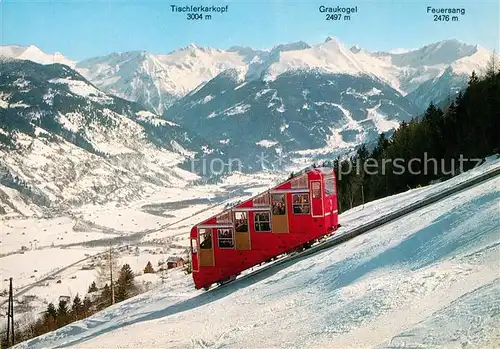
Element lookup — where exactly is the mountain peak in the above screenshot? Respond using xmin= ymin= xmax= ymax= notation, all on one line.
xmin=271 ymin=41 xmax=311 ymax=53
xmin=0 ymin=44 xmax=75 ymax=67
xmin=350 ymin=45 xmax=362 ymax=54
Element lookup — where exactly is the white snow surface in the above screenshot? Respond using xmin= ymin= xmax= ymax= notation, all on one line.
xmin=256 ymin=140 xmax=279 ymax=148
xmin=49 ymin=78 xmax=113 ymax=104
xmin=13 ymin=158 xmax=500 ymax=349
xmin=0 ymin=45 xmax=75 ymax=67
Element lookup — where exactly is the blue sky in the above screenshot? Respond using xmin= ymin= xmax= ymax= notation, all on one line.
xmin=1 ymin=0 xmax=498 ymax=61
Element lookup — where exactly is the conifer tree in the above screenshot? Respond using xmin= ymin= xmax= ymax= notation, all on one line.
xmin=88 ymin=281 xmax=98 ymax=293
xmin=83 ymin=296 xmax=92 ymax=316
xmin=57 ymin=300 xmax=69 ymax=326
xmin=44 ymin=302 xmax=58 ymax=331
xmin=71 ymin=294 xmax=83 ymax=319
xmin=116 ymin=264 xmax=136 ymax=301
xmin=45 ymin=302 xmax=57 ymax=321
xmin=144 ymin=261 xmax=155 ymax=274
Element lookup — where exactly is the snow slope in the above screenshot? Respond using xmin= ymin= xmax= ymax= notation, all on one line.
xmin=14 ymin=158 xmax=500 ymax=349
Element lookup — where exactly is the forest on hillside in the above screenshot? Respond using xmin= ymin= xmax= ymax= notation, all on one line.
xmin=328 ymin=55 xmax=500 ymax=213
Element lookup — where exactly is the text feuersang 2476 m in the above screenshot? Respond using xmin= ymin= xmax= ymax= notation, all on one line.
xmin=171 ymin=4 xmax=229 ymax=20
xmin=426 ymin=6 xmax=466 ymax=22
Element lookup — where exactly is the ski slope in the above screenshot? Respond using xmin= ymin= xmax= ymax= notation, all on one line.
xmin=14 ymin=158 xmax=500 ymax=349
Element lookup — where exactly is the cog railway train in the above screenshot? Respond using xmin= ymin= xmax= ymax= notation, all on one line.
xmin=190 ymin=166 xmax=339 ymax=290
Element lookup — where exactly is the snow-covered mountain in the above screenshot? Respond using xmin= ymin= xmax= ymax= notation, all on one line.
xmin=75 ymin=45 xmax=248 ymax=114
xmin=158 ymin=38 xmax=492 ymax=167
xmin=77 ymin=38 xmax=492 ymax=113
xmin=2 ymin=39 xmax=491 ymax=115
xmin=163 ymin=66 xmax=417 ymax=169
xmin=0 ymin=39 xmax=493 ymax=193
xmin=1 ymin=39 xmax=492 ymax=178
xmin=0 ymin=45 xmax=75 ymax=67
xmin=370 ymin=39 xmax=492 ymax=109
xmin=0 ymin=59 xmax=222 ymax=216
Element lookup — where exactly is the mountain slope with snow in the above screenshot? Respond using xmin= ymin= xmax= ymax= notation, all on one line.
xmin=163 ymin=68 xmax=416 ymax=169
xmin=2 ymin=40 xmax=491 ymax=115
xmin=1 ymin=39 xmax=493 ymax=179
xmin=13 ymin=159 xmax=500 ymax=349
xmin=369 ymin=39 xmax=492 ymax=108
xmin=159 ymin=38 xmax=493 ymax=168
xmin=0 ymin=59 xmax=221 ymax=216
xmin=75 ymin=46 xmax=248 ymax=114
xmin=0 ymin=45 xmax=75 ymax=67
xmin=51 ymin=38 xmax=492 ymax=114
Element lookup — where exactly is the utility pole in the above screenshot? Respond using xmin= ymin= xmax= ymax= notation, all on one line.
xmin=6 ymin=278 xmax=14 ymax=346
xmin=361 ymin=185 xmax=365 ymax=208
xmin=109 ymin=246 xmax=115 ymax=305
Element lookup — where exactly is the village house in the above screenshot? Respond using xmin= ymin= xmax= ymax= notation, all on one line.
xmin=166 ymin=256 xmax=185 ymax=269
xmin=58 ymin=295 xmax=71 ymax=303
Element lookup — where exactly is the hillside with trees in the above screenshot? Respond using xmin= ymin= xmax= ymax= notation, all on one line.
xmin=329 ymin=56 xmax=499 ymax=212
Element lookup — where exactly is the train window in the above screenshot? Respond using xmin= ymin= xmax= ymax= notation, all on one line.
xmin=234 ymin=211 xmax=248 ymax=232
xmin=325 ymin=177 xmax=335 ymax=195
xmin=191 ymin=238 xmax=198 ymax=254
xmin=217 ymin=228 xmax=235 ymax=249
xmin=292 ymin=193 xmax=310 ymax=215
xmin=217 ymin=211 xmax=232 ymax=223
xmin=253 ymin=192 xmax=270 ymax=206
xmin=254 ymin=211 xmax=271 ymax=232
xmin=199 ymin=229 xmax=212 ymax=249
xmin=312 ymin=182 xmax=321 ymax=198
xmin=291 ymin=174 xmax=308 ymax=189
xmin=271 ymin=193 xmax=286 ymax=215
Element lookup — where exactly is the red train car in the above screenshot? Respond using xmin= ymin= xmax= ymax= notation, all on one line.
xmin=189 ymin=166 xmax=339 ymax=290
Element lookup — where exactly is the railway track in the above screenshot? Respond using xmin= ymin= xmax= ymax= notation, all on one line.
xmin=210 ymin=163 xmax=500 ymax=291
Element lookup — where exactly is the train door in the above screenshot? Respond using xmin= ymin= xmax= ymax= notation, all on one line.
xmin=234 ymin=211 xmax=251 ymax=250
xmin=324 ymin=176 xmax=336 ymax=228
xmin=271 ymin=192 xmax=289 ymax=233
xmin=310 ymin=180 xmax=324 ymax=217
xmin=198 ymin=227 xmax=214 ymax=267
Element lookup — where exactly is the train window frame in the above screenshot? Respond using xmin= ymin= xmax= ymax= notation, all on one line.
xmin=254 ymin=211 xmax=271 ymax=232
xmin=292 ymin=193 xmax=311 ymax=215
xmin=216 ymin=210 xmax=232 ymax=224
xmin=217 ymin=228 xmax=235 ymax=249
xmin=199 ymin=228 xmax=212 ymax=249
xmin=290 ymin=174 xmax=308 ymax=189
xmin=271 ymin=193 xmax=286 ymax=215
xmin=311 ymin=181 xmax=321 ymax=198
xmin=234 ymin=211 xmax=248 ymax=232
xmin=253 ymin=192 xmax=270 ymax=206
xmin=325 ymin=176 xmax=335 ymax=195
xmin=191 ymin=238 xmax=198 ymax=254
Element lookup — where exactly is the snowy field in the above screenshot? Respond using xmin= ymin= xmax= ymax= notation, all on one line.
xmin=0 ymin=170 xmax=279 ymax=322
xmin=12 ymin=158 xmax=500 ymax=348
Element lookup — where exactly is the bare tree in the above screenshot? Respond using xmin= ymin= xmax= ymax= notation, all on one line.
xmin=484 ymin=50 xmax=499 ymax=78
xmin=96 ymin=245 xmax=120 ymax=305
xmin=183 ymin=249 xmax=192 ymax=275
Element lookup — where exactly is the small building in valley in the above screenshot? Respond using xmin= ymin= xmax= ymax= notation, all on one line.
xmin=166 ymin=256 xmax=185 ymax=269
